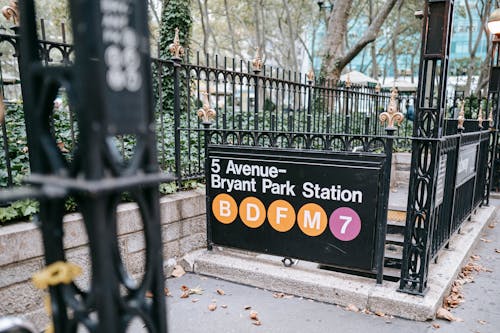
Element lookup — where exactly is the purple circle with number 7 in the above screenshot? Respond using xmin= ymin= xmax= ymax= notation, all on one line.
xmin=329 ymin=207 xmax=362 ymax=241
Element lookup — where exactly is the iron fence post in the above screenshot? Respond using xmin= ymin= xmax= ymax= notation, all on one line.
xmin=203 ymin=121 xmax=213 ymax=250
xmin=399 ymin=0 xmax=454 ymax=295
xmin=172 ymin=54 xmax=182 ymax=189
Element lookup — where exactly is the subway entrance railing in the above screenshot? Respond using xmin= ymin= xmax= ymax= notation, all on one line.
xmin=0 ymin=0 xmax=498 ymax=331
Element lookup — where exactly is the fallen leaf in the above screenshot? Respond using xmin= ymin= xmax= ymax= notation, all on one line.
xmin=208 ymin=303 xmax=217 ymax=311
xmin=346 ymin=304 xmax=359 ymax=313
xmin=145 ymin=291 xmax=153 ymax=298
xmin=191 ymin=298 xmax=199 ymax=303
xmin=273 ymin=292 xmax=285 ymax=298
xmin=432 ymin=323 xmax=440 ymax=329
xmin=221 ymin=304 xmax=228 ymax=309
xmin=252 ymin=320 xmax=262 ymax=326
xmin=244 ymin=305 xmax=252 ymax=310
xmin=250 ymin=311 xmax=259 ymax=320
xmin=180 ymin=285 xmax=189 ymax=292
xmin=478 ymin=320 xmax=487 ymax=325
xmin=480 ymin=238 xmax=492 ymax=243
xmin=190 ymin=286 xmax=204 ymax=295
xmin=180 ymin=292 xmax=189 ymax=299
xmin=171 ymin=265 xmax=186 ymax=278
xmin=375 ymin=311 xmax=385 ymax=317
xmin=488 ymin=223 xmax=496 ymax=229
xmin=216 ymin=289 xmax=225 ymax=296
xmin=470 ymin=255 xmax=481 ymax=261
xmin=436 ymin=307 xmax=463 ymax=322
xmin=164 ymin=288 xmax=172 ymax=297
xmin=496 ymin=249 xmax=500 ymax=253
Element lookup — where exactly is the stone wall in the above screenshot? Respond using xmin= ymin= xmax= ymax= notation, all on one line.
xmin=0 ymin=189 xmax=206 ymax=328
xmin=391 ymin=152 xmax=411 ymax=188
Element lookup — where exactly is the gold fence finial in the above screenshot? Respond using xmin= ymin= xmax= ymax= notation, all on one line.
xmin=457 ymin=99 xmax=465 ymax=130
xmin=197 ymin=92 xmax=216 ymax=123
xmin=1 ymin=0 xmax=19 ymax=25
xmin=345 ymin=73 xmax=352 ymax=88
xmin=488 ymin=106 xmax=494 ymax=129
xmin=252 ymin=47 xmax=263 ymax=73
xmin=478 ymin=104 xmax=484 ymax=129
xmin=307 ymin=69 xmax=315 ymax=83
xmin=169 ymin=27 xmax=185 ymax=59
xmin=379 ymin=87 xmax=404 ymax=129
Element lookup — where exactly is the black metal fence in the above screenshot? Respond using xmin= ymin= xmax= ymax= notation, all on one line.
xmin=0 ymin=20 xmax=493 ymax=293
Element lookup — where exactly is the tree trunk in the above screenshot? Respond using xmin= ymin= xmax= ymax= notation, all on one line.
xmin=321 ymin=0 xmax=398 ymax=81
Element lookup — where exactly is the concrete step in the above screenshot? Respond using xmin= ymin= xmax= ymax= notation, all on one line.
xmin=387 ymin=220 xmax=406 ymax=235
xmin=385 ymin=233 xmax=404 ymax=245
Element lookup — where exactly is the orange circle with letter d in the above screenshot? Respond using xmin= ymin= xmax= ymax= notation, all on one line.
xmin=268 ymin=200 xmax=296 ymax=232
xmin=239 ymin=197 xmax=266 ymax=228
xmin=212 ymin=194 xmax=237 ymax=224
xmin=297 ymin=203 xmax=327 ymax=237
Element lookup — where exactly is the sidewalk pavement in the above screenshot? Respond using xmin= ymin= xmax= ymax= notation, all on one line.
xmin=162 ymin=199 xmax=500 ymax=333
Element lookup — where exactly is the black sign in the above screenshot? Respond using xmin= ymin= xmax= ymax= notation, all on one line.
xmin=207 ymin=146 xmax=386 ymax=271
xmin=99 ymin=0 xmax=151 ymax=134
xmin=456 ymin=144 xmax=478 ymax=187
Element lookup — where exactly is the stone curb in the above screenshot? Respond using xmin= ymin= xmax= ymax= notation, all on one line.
xmin=190 ymin=204 xmax=496 ymax=321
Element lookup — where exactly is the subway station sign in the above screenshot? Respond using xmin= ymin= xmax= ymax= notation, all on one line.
xmin=207 ymin=146 xmax=387 ymax=271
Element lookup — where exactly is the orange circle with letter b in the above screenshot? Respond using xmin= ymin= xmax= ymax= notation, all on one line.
xmin=297 ymin=203 xmax=327 ymax=237
xmin=268 ymin=200 xmax=296 ymax=232
xmin=239 ymin=197 xmax=266 ymax=228
xmin=212 ymin=194 xmax=237 ymax=224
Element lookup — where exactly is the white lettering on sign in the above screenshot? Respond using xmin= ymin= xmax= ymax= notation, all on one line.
xmin=100 ymin=0 xmax=142 ymax=92
xmin=262 ymin=179 xmax=296 ymax=196
xmin=245 ymin=203 xmax=260 ymax=221
xmin=211 ymin=174 xmax=257 ymax=193
xmin=219 ymin=200 xmax=232 ymax=217
xmin=303 ymin=211 xmax=321 ymax=230
xmin=302 ymin=182 xmax=363 ymax=203
xmin=225 ymin=160 xmax=280 ymax=178
xmin=275 ymin=207 xmax=288 ymax=225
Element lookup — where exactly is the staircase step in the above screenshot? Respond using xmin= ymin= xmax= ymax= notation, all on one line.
xmin=387 ymin=220 xmax=406 ymax=234
xmin=387 ymin=209 xmax=406 ymax=222
xmin=385 ymin=233 xmax=404 ymax=245
xmin=384 ymin=250 xmax=402 ymax=260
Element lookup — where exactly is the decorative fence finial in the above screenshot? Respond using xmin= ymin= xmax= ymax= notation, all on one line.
xmin=379 ymin=87 xmax=404 ymax=130
xmin=457 ymin=99 xmax=465 ymax=131
xmin=307 ymin=69 xmax=315 ymax=84
xmin=345 ymin=73 xmax=352 ymax=88
xmin=488 ymin=106 xmax=494 ymax=129
xmin=169 ymin=27 xmax=185 ymax=59
xmin=1 ymin=0 xmax=19 ymax=25
xmin=375 ymin=82 xmax=381 ymax=93
xmin=197 ymin=92 xmax=216 ymax=124
xmin=252 ymin=47 xmax=263 ymax=73
xmin=478 ymin=104 xmax=484 ymax=129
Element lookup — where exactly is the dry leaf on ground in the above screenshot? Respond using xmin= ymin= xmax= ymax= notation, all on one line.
xmin=375 ymin=311 xmax=385 ymax=317
xmin=477 ymin=320 xmax=487 ymax=325
xmin=252 ymin=320 xmax=262 ymax=326
xmin=470 ymin=255 xmax=481 ymax=261
xmin=180 ymin=285 xmax=189 ymax=291
xmin=171 ymin=265 xmax=186 ymax=278
xmin=221 ymin=304 xmax=227 ymax=309
xmin=216 ymin=289 xmax=225 ymax=295
xmin=164 ymin=288 xmax=172 ymax=297
xmin=346 ymin=304 xmax=359 ymax=312
xmin=208 ymin=303 xmax=217 ymax=311
xmin=250 ymin=311 xmax=259 ymax=320
xmin=432 ymin=323 xmax=440 ymax=329
xmin=480 ymin=238 xmax=492 ymax=243
xmin=495 ymin=249 xmax=500 ymax=253
xmin=244 ymin=305 xmax=252 ymax=310
xmin=436 ymin=307 xmax=463 ymax=322
xmin=273 ymin=292 xmax=285 ymax=298
xmin=191 ymin=298 xmax=199 ymax=303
